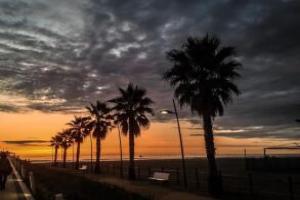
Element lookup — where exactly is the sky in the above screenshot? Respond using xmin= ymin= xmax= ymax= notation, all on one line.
xmin=0 ymin=0 xmax=299 ymax=159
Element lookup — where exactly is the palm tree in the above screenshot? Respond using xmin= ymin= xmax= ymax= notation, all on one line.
xmin=59 ymin=129 xmax=73 ymax=168
xmin=109 ymin=83 xmax=154 ymax=180
xmin=86 ymin=101 xmax=112 ymax=173
xmin=50 ymin=135 xmax=62 ymax=166
xmin=163 ymin=34 xmax=241 ymax=194
xmin=67 ymin=116 xmax=91 ymax=169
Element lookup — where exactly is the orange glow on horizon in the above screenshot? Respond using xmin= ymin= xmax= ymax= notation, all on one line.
xmin=0 ymin=111 xmax=297 ymax=160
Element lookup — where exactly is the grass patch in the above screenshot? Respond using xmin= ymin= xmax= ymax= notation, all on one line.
xmin=24 ymin=164 xmax=150 ymax=200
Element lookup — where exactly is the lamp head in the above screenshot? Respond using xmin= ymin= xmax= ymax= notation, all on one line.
xmin=160 ymin=109 xmax=174 ymax=115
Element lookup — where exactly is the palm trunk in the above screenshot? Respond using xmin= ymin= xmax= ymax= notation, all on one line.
xmin=202 ymin=113 xmax=222 ymax=195
xmin=128 ymin=114 xmax=136 ymax=180
xmin=95 ymin=136 xmax=101 ymax=173
xmin=75 ymin=141 xmax=81 ymax=169
xmin=63 ymin=147 xmax=67 ymax=168
xmin=128 ymin=131 xmax=136 ymax=180
xmin=54 ymin=146 xmax=58 ymax=166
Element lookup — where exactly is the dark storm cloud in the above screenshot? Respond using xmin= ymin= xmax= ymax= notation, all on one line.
xmin=0 ymin=0 xmax=299 ymax=139
xmin=189 ymin=123 xmax=300 ymax=140
xmin=0 ymin=103 xmax=20 ymax=112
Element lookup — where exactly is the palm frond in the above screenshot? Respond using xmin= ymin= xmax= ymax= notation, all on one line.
xmin=163 ymin=34 xmax=241 ymax=117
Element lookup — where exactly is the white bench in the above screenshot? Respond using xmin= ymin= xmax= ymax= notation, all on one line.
xmin=55 ymin=193 xmax=64 ymax=200
xmin=148 ymin=172 xmax=170 ymax=183
xmin=78 ymin=165 xmax=88 ymax=171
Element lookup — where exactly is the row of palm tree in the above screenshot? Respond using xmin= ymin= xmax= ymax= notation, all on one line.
xmin=50 ymin=129 xmax=73 ymax=168
xmin=50 ymin=34 xmax=241 ymax=194
xmin=50 ymin=84 xmax=154 ymax=179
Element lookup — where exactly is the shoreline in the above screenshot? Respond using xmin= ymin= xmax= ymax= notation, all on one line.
xmin=28 ymin=154 xmax=300 ymax=164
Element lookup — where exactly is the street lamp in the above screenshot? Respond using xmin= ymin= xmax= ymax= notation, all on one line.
xmin=117 ymin=125 xmax=124 ymax=178
xmin=89 ymin=130 xmax=93 ymax=173
xmin=160 ymin=98 xmax=188 ymax=188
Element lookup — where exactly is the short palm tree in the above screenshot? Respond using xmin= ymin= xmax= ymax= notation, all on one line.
xmin=109 ymin=83 xmax=154 ymax=180
xmin=59 ymin=129 xmax=73 ymax=168
xmin=86 ymin=101 xmax=112 ymax=173
xmin=50 ymin=135 xmax=62 ymax=166
xmin=163 ymin=34 xmax=241 ymax=194
xmin=67 ymin=116 xmax=91 ymax=169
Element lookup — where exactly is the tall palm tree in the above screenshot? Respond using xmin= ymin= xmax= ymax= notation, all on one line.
xmin=109 ymin=83 xmax=154 ymax=180
xmin=163 ymin=34 xmax=241 ymax=194
xmin=86 ymin=101 xmax=112 ymax=173
xmin=67 ymin=116 xmax=91 ymax=169
xmin=59 ymin=129 xmax=73 ymax=168
xmin=50 ymin=135 xmax=62 ymax=166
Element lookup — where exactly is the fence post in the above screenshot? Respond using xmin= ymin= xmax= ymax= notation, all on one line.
xmin=288 ymin=176 xmax=294 ymax=200
xmin=218 ymin=170 xmax=223 ymax=194
xmin=195 ymin=168 xmax=200 ymax=188
xmin=119 ymin=164 xmax=123 ymax=178
xmin=137 ymin=167 xmax=141 ymax=179
xmin=21 ymin=165 xmax=26 ymax=179
xmin=176 ymin=168 xmax=180 ymax=185
xmin=124 ymin=166 xmax=127 ymax=177
xmin=148 ymin=168 xmax=151 ymax=176
xmin=248 ymin=173 xmax=254 ymax=197
xmin=28 ymin=171 xmax=36 ymax=194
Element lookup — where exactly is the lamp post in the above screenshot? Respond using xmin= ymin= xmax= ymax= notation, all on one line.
xmin=160 ymin=99 xmax=188 ymax=188
xmin=89 ymin=133 xmax=93 ymax=173
xmin=72 ymin=142 xmax=74 ymax=165
xmin=117 ymin=125 xmax=124 ymax=178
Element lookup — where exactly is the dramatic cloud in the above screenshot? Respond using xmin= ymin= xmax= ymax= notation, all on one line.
xmin=0 ymin=0 xmax=299 ymax=139
xmin=2 ymin=140 xmax=49 ymax=146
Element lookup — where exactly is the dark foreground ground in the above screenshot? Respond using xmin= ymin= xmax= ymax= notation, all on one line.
xmin=16 ymin=157 xmax=300 ymax=200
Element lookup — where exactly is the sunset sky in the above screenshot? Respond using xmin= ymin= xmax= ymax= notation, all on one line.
xmin=0 ymin=0 xmax=299 ymax=160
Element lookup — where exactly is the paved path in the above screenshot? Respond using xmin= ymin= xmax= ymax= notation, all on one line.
xmin=0 ymin=174 xmax=23 ymax=200
xmin=0 ymin=157 xmax=34 ymax=200
xmin=84 ymin=174 xmax=218 ymax=200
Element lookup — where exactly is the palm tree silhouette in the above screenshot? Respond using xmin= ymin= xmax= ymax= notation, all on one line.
xmin=109 ymin=83 xmax=154 ymax=180
xmin=163 ymin=34 xmax=241 ymax=194
xmin=59 ymin=129 xmax=73 ymax=168
xmin=86 ymin=101 xmax=112 ymax=173
xmin=50 ymin=135 xmax=62 ymax=166
xmin=67 ymin=116 xmax=91 ymax=169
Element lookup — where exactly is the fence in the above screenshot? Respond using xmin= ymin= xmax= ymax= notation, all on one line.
xmin=246 ymin=157 xmax=300 ymax=172
xmin=94 ymin=162 xmax=300 ymax=200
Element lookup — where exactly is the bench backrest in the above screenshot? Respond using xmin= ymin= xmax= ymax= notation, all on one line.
xmin=153 ymin=172 xmax=170 ymax=180
xmin=79 ymin=165 xmax=87 ymax=170
xmin=55 ymin=193 xmax=64 ymax=200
